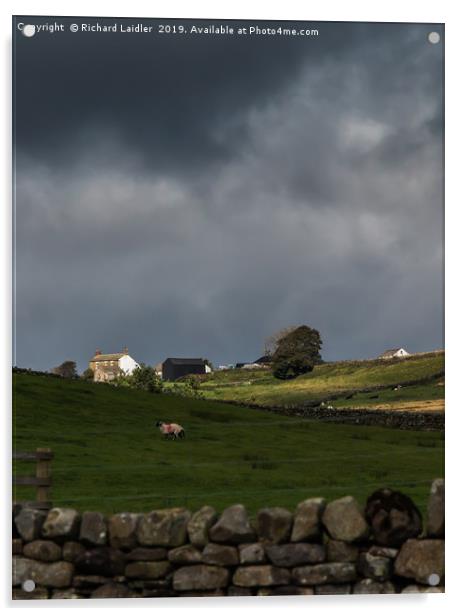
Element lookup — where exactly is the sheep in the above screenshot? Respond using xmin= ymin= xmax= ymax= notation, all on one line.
xmin=156 ymin=421 xmax=185 ymax=440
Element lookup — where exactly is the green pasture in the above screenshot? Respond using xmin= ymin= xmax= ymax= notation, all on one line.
xmin=13 ymin=373 xmax=444 ymax=518
xmin=199 ymin=352 xmax=445 ymax=407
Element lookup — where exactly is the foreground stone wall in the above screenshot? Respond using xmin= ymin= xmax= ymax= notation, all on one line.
xmin=12 ymin=479 xmax=444 ymax=600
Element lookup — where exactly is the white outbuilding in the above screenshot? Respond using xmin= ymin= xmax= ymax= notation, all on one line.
xmin=378 ymin=348 xmax=410 ymax=359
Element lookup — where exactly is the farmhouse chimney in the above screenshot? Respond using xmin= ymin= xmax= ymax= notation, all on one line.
xmin=123 ymin=346 xmax=128 ymax=355
xmin=95 ymin=348 xmax=102 ymax=356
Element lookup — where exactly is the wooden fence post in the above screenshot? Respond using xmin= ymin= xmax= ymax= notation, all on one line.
xmin=36 ymin=447 xmax=52 ymax=505
xmin=13 ymin=448 xmax=53 ymax=509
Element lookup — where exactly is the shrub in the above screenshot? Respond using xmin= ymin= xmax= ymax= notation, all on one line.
xmin=81 ymin=368 xmax=94 ymax=381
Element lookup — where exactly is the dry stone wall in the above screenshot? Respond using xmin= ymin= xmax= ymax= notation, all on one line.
xmin=12 ymin=479 xmax=444 ymax=600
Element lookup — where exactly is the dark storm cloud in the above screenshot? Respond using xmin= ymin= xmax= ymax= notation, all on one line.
xmin=14 ymin=19 xmax=436 ymax=173
xmin=13 ymin=18 xmax=444 ymax=371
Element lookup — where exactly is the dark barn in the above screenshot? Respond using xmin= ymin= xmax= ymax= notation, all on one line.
xmin=162 ymin=358 xmax=208 ymax=381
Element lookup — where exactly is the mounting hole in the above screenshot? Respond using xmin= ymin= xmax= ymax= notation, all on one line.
xmin=428 ymin=573 xmax=440 ymax=586
xmin=428 ymin=31 xmax=440 ymax=44
xmin=22 ymin=579 xmax=36 ymax=592
xmin=22 ymin=24 xmax=36 ymax=38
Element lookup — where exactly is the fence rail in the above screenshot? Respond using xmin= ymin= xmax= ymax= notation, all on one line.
xmin=13 ymin=448 xmax=53 ymax=510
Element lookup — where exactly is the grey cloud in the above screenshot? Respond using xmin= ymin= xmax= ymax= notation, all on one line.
xmin=13 ymin=19 xmax=444 ymax=371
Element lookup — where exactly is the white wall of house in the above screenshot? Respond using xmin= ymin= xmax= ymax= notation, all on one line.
xmin=205 ymin=364 xmax=212 ymax=373
xmin=118 ymin=355 xmax=140 ymax=375
xmin=394 ymin=348 xmax=410 ymax=357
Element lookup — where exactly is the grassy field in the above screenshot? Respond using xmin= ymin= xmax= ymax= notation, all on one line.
xmin=331 ymin=378 xmax=444 ymax=412
xmin=13 ymin=372 xmax=444 ymax=518
xmin=198 ymin=352 xmax=445 ymax=409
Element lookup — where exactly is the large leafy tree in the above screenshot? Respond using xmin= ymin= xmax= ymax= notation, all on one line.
xmin=263 ymin=326 xmax=298 ymax=356
xmin=52 ymin=360 xmax=78 ymax=379
xmin=271 ymin=325 xmax=322 ymax=380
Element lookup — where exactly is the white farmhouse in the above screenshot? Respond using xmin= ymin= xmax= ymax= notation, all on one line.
xmin=89 ymin=347 xmax=140 ymax=382
xmin=378 ymin=347 xmax=410 ymax=359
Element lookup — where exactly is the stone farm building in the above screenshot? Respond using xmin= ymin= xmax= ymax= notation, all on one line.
xmin=378 ymin=347 xmax=410 ymax=359
xmin=162 ymin=358 xmax=211 ymax=381
xmin=89 ymin=348 xmax=140 ymax=382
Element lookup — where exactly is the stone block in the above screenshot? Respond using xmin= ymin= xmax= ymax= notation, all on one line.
xmin=62 ymin=541 xmax=85 ymax=563
xmin=125 ymin=560 xmax=171 ymax=579
xmin=79 ymin=512 xmax=107 ymax=546
xmin=358 ymin=552 xmax=392 ymax=581
xmin=365 ymin=488 xmax=422 ymax=547
xmin=126 ymin=547 xmax=167 ymax=561
xmin=239 ymin=542 xmax=267 ymax=564
xmin=233 ymin=565 xmax=290 ymax=587
xmin=187 ymin=506 xmax=217 ymax=547
xmin=209 ymin=504 xmax=256 ymax=544
xmin=13 ymin=556 xmax=74 ymax=588
xmin=291 ymin=498 xmax=326 ymax=542
xmin=327 ymin=540 xmax=359 ymax=562
xmin=202 ymin=543 xmax=239 ymax=566
xmin=137 ymin=508 xmax=191 ymax=547
xmin=14 ymin=508 xmax=46 ymax=542
xmin=426 ymin=479 xmax=444 ymax=538
xmin=265 ymin=543 xmax=325 ymax=567
xmin=23 ymin=540 xmax=62 ymax=562
xmin=293 ymin=562 xmax=357 ymax=585
xmin=108 ymin=513 xmax=140 ymax=550
xmin=353 ymin=579 xmax=396 ymax=594
xmin=322 ymin=497 xmax=369 ymax=542
xmin=42 ymin=508 xmax=81 ymax=541
xmin=394 ymin=539 xmax=445 ymax=585
xmin=173 ymin=564 xmax=230 ymax=591
xmin=256 ymin=507 xmax=293 ymax=544
xmin=168 ymin=544 xmax=202 ymax=564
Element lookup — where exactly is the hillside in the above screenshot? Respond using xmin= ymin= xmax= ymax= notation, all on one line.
xmin=198 ymin=352 xmax=445 ymax=409
xmin=13 ymin=372 xmax=443 ymax=516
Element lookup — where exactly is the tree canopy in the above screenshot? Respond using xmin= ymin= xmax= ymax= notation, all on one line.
xmin=52 ymin=360 xmax=78 ymax=379
xmin=271 ymin=325 xmax=322 ymax=380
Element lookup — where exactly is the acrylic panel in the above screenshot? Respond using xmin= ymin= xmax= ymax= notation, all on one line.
xmin=12 ymin=16 xmax=444 ymax=600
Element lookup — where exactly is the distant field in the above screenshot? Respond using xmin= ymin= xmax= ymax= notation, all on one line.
xmin=13 ymin=373 xmax=444 ymax=517
xmin=331 ymin=378 xmax=444 ymax=412
xmin=198 ymin=352 xmax=445 ymax=409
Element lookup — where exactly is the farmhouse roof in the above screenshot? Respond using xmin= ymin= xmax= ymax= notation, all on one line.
xmin=90 ymin=353 xmax=125 ymax=362
xmin=90 ymin=347 xmax=131 ymax=362
xmin=163 ymin=358 xmax=206 ymax=365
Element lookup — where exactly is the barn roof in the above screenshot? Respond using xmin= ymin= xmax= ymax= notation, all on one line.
xmin=254 ymin=355 xmax=272 ymax=364
xmin=163 ymin=358 xmax=206 ymax=365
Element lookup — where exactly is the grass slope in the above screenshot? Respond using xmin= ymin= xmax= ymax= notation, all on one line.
xmin=199 ymin=352 xmax=445 ymax=408
xmin=13 ymin=373 xmax=443 ymax=517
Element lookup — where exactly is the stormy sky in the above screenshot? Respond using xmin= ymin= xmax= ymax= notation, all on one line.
xmin=13 ymin=17 xmax=444 ymax=371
